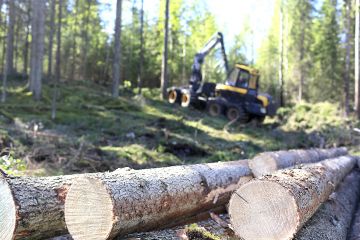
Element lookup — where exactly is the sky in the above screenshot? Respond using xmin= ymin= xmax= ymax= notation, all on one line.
xmin=99 ymin=0 xmax=276 ymax=61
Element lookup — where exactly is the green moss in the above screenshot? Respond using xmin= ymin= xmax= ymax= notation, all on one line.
xmin=186 ymin=224 xmax=221 ymax=240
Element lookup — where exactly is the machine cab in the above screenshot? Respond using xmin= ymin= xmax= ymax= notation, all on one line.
xmin=225 ymin=64 xmax=259 ymax=93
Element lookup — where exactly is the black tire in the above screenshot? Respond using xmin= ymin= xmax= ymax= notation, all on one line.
xmin=226 ymin=107 xmax=241 ymax=121
xmin=227 ymin=107 xmax=249 ymax=123
xmin=207 ymin=101 xmax=223 ymax=117
xmin=168 ymin=89 xmax=181 ymax=104
xmin=181 ymin=92 xmax=191 ymax=107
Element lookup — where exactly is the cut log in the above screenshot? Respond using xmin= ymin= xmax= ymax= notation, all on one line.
xmin=0 ymin=173 xmax=83 ymax=240
xmin=349 ymin=203 xmax=360 ymax=240
xmin=228 ymin=156 xmax=355 ymax=240
xmin=64 ymin=160 xmax=252 ymax=240
xmin=295 ymin=170 xmax=360 ymax=240
xmin=249 ymin=147 xmax=347 ymax=177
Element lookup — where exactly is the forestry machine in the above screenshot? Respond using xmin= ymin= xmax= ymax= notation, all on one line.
xmin=167 ymin=32 xmax=276 ymax=123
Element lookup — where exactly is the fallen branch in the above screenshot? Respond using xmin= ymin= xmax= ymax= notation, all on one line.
xmin=228 ymin=156 xmax=356 ymax=240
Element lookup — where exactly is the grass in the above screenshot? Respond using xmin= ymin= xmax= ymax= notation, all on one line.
xmin=0 ymin=78 xmax=358 ymax=176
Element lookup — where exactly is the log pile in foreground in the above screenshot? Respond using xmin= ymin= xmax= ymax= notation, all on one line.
xmin=0 ymin=174 xmax=79 ymax=240
xmin=249 ymin=147 xmax=347 ymax=177
xmin=294 ymin=170 xmax=360 ymax=240
xmin=228 ymin=156 xmax=356 ymax=240
xmin=64 ymin=160 xmax=252 ymax=240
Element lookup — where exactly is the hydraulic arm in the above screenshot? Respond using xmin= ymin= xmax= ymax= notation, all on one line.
xmin=189 ymin=32 xmax=229 ymax=93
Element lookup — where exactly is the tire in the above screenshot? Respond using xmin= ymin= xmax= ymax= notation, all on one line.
xmin=168 ymin=89 xmax=181 ymax=104
xmin=227 ymin=107 xmax=249 ymax=123
xmin=181 ymin=92 xmax=191 ymax=107
xmin=226 ymin=107 xmax=241 ymax=121
xmin=207 ymin=101 xmax=223 ymax=117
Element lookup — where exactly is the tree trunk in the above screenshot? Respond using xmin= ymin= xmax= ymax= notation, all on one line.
xmin=64 ymin=161 xmax=252 ymax=239
xmin=1 ymin=0 xmax=15 ymax=102
xmin=6 ymin=0 xmax=14 ymax=75
xmin=160 ymin=0 xmax=170 ymax=100
xmin=348 ymin=196 xmax=360 ymax=239
xmin=70 ymin=0 xmax=78 ymax=81
xmin=248 ymin=147 xmax=348 ymax=177
xmin=294 ymin=170 xmax=360 ymax=240
xmin=22 ymin=2 xmax=30 ymax=80
xmin=344 ymin=0 xmax=351 ymax=116
xmin=51 ymin=0 xmax=62 ymax=120
xmin=112 ymin=0 xmax=122 ymax=97
xmin=279 ymin=0 xmax=284 ymax=107
xmin=0 ymin=173 xmax=79 ymax=240
xmin=81 ymin=0 xmax=91 ymax=80
xmin=137 ymin=0 xmax=144 ymax=94
xmin=228 ymin=156 xmax=356 ymax=240
xmin=298 ymin=14 xmax=306 ymax=102
xmin=47 ymin=0 xmax=56 ymax=79
xmin=29 ymin=0 xmax=46 ymax=100
xmin=356 ymin=0 xmax=360 ymax=119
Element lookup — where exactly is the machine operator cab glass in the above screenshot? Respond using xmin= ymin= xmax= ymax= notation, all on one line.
xmin=225 ymin=65 xmax=259 ymax=93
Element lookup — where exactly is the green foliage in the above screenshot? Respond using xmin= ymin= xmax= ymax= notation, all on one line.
xmin=0 ymin=154 xmax=26 ymax=176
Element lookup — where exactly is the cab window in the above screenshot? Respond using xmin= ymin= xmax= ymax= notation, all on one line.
xmin=225 ymin=68 xmax=240 ymax=86
xmin=236 ymin=70 xmax=250 ymax=88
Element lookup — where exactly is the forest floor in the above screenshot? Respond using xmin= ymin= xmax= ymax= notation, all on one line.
xmin=0 ymin=78 xmax=359 ymax=176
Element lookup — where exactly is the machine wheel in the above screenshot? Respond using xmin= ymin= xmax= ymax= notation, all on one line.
xmin=226 ymin=107 xmax=249 ymax=123
xmin=181 ymin=92 xmax=191 ymax=107
xmin=226 ymin=107 xmax=241 ymax=121
xmin=207 ymin=101 xmax=223 ymax=117
xmin=168 ymin=89 xmax=181 ymax=104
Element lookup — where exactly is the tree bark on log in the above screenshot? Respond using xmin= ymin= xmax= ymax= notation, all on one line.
xmin=349 ymin=202 xmax=360 ymax=240
xmin=0 ymin=174 xmax=82 ymax=240
xmin=228 ymin=156 xmax=356 ymax=240
xmin=64 ymin=161 xmax=252 ymax=240
xmin=249 ymin=147 xmax=347 ymax=177
xmin=294 ymin=170 xmax=360 ymax=240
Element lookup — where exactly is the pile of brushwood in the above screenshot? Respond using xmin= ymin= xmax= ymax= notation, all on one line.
xmin=1 ymin=147 xmax=360 ymax=240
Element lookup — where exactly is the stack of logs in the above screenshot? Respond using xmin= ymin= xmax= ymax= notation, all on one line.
xmin=0 ymin=147 xmax=359 ymax=240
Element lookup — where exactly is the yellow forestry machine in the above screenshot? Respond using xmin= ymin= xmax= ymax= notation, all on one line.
xmin=167 ymin=32 xmax=276 ymax=123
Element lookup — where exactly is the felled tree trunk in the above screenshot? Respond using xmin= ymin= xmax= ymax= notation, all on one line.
xmin=0 ymin=173 xmax=81 ymax=240
xmin=294 ymin=170 xmax=360 ymax=240
xmin=228 ymin=156 xmax=355 ymax=240
xmin=249 ymin=147 xmax=347 ymax=177
xmin=64 ymin=161 xmax=252 ymax=240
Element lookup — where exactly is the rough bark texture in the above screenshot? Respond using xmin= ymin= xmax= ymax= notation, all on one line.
xmin=1 ymin=0 xmax=15 ymax=103
xmin=349 ymin=202 xmax=360 ymax=240
xmin=47 ymin=0 xmax=56 ymax=78
xmin=160 ymin=0 xmax=170 ymax=99
xmin=249 ymin=147 xmax=347 ymax=177
xmin=344 ymin=0 xmax=351 ymax=116
xmin=112 ymin=0 xmax=122 ymax=97
xmin=229 ymin=156 xmax=356 ymax=240
xmin=51 ymin=0 xmax=62 ymax=120
xmin=294 ymin=170 xmax=360 ymax=240
xmin=0 ymin=174 xmax=81 ymax=240
xmin=29 ymin=0 xmax=46 ymax=100
xmin=65 ymin=160 xmax=252 ymax=240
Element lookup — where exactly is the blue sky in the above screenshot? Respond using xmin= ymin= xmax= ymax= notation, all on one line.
xmin=99 ymin=0 xmax=276 ymax=60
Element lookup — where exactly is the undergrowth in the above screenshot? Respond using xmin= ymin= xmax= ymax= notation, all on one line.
xmin=0 ymin=79 xmax=358 ymax=176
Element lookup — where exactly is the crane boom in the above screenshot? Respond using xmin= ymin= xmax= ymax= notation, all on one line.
xmin=190 ymin=32 xmax=229 ymax=93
